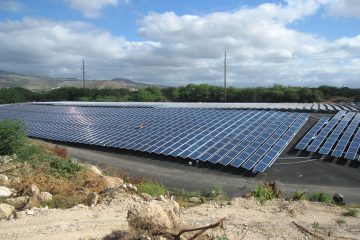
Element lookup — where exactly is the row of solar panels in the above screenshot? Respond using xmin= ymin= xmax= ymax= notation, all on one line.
xmin=296 ymin=111 xmax=360 ymax=160
xmin=0 ymin=104 xmax=309 ymax=172
xmin=34 ymin=102 xmax=359 ymax=113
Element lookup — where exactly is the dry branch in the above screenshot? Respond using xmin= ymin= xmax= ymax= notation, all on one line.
xmin=292 ymin=221 xmax=326 ymax=240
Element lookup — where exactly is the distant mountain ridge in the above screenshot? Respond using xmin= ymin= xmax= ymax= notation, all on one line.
xmin=0 ymin=69 xmax=166 ymax=90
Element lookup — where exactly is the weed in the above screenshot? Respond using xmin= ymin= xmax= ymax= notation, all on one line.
xmin=51 ymin=146 xmax=68 ymax=159
xmin=137 ymin=182 xmax=167 ymax=197
xmin=216 ymin=235 xmax=229 ymax=240
xmin=343 ymin=208 xmax=358 ymax=217
xmin=335 ymin=218 xmax=346 ymax=226
xmin=207 ymin=185 xmax=228 ymax=201
xmin=50 ymin=157 xmax=82 ymax=178
xmin=308 ymin=192 xmax=333 ymax=204
xmin=312 ymin=221 xmax=320 ymax=229
xmin=254 ymin=185 xmax=275 ymax=204
xmin=292 ymin=190 xmax=306 ymax=201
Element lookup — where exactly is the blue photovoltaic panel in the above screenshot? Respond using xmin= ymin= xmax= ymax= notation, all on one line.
xmin=254 ymin=114 xmax=308 ymax=172
xmin=296 ymin=111 xmax=360 ymax=161
xmin=332 ymin=113 xmax=360 ymax=158
xmin=307 ymin=111 xmax=346 ymax=152
xmin=295 ymin=116 xmax=329 ymax=150
xmin=241 ymin=112 xmax=301 ymax=170
xmin=318 ymin=112 xmax=355 ymax=155
xmin=0 ymin=103 xmax=310 ymax=172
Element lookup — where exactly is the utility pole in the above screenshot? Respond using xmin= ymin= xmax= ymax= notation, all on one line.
xmin=224 ymin=51 xmax=227 ymax=103
xmin=82 ymin=59 xmax=85 ymax=89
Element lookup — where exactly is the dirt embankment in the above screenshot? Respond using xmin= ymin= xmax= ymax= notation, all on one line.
xmin=0 ymin=189 xmax=359 ymax=240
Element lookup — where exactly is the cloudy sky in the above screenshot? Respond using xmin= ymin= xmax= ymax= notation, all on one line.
xmin=0 ymin=0 xmax=360 ymax=87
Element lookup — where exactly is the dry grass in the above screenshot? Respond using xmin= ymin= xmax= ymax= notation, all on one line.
xmin=11 ymin=168 xmax=107 ymax=196
xmin=103 ymin=166 xmax=146 ymax=185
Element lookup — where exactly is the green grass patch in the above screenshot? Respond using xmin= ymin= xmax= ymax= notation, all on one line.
xmin=292 ymin=190 xmax=306 ymax=201
xmin=254 ymin=185 xmax=275 ymax=204
xmin=308 ymin=192 xmax=333 ymax=204
xmin=216 ymin=235 xmax=229 ymax=240
xmin=137 ymin=182 xmax=167 ymax=197
xmin=49 ymin=157 xmax=83 ymax=178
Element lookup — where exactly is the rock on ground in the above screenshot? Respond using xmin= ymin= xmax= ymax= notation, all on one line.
xmin=0 ymin=203 xmax=15 ymax=220
xmin=87 ymin=192 xmax=99 ymax=207
xmin=127 ymin=202 xmax=176 ymax=231
xmin=38 ymin=192 xmax=53 ymax=203
xmin=103 ymin=176 xmax=124 ymax=189
xmin=0 ymin=186 xmax=15 ymax=197
xmin=24 ymin=184 xmax=40 ymax=198
xmin=5 ymin=196 xmax=29 ymax=210
xmin=0 ymin=174 xmax=9 ymax=186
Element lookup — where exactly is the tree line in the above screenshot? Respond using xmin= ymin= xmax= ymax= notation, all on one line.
xmin=0 ymin=84 xmax=359 ymax=104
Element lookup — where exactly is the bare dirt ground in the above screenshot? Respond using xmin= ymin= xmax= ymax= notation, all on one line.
xmin=1 ymin=190 xmax=359 ymax=240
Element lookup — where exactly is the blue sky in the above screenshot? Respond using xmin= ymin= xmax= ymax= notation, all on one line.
xmin=0 ymin=0 xmax=360 ymax=87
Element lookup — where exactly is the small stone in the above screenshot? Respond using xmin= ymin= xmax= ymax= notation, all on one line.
xmin=333 ymin=193 xmax=345 ymax=205
xmin=5 ymin=196 xmax=29 ymax=210
xmin=189 ymin=197 xmax=202 ymax=203
xmin=37 ymin=192 xmax=53 ymax=203
xmin=104 ymin=176 xmax=124 ymax=189
xmin=141 ymin=193 xmax=153 ymax=201
xmin=87 ymin=165 xmax=103 ymax=176
xmin=138 ymin=236 xmax=151 ymax=240
xmin=155 ymin=195 xmax=166 ymax=201
xmin=0 ymin=174 xmax=9 ymax=186
xmin=75 ymin=204 xmax=88 ymax=209
xmin=87 ymin=192 xmax=99 ymax=207
xmin=0 ymin=186 xmax=15 ymax=197
xmin=126 ymin=183 xmax=137 ymax=192
xmin=25 ymin=184 xmax=40 ymax=197
xmin=0 ymin=203 xmax=15 ymax=220
xmin=26 ymin=209 xmax=34 ymax=215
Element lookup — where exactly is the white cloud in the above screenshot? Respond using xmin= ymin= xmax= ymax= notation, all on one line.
xmin=65 ymin=0 xmax=128 ymax=18
xmin=0 ymin=0 xmax=24 ymax=12
xmin=324 ymin=0 xmax=360 ymax=18
xmin=0 ymin=1 xmax=359 ymax=87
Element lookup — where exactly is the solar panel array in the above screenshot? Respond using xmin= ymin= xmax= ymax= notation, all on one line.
xmin=0 ymin=104 xmax=309 ymax=172
xmin=296 ymin=111 xmax=360 ymax=160
xmin=35 ymin=102 xmax=359 ymax=113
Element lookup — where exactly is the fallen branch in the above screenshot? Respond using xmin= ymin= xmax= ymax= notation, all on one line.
xmin=292 ymin=221 xmax=326 ymax=240
xmin=155 ymin=218 xmax=226 ymax=240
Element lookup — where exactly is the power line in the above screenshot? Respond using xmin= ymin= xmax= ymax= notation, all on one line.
xmin=224 ymin=51 xmax=227 ymax=103
xmin=82 ymin=59 xmax=85 ymax=89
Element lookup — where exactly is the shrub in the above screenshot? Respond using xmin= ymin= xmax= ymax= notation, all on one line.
xmin=216 ymin=235 xmax=230 ymax=240
xmin=292 ymin=190 xmax=306 ymax=201
xmin=15 ymin=142 xmax=47 ymax=165
xmin=343 ymin=208 xmax=358 ymax=217
xmin=137 ymin=182 xmax=167 ymax=196
xmin=0 ymin=120 xmax=27 ymax=155
xmin=45 ymin=194 xmax=85 ymax=209
xmin=308 ymin=192 xmax=333 ymax=204
xmin=50 ymin=157 xmax=83 ymax=178
xmin=254 ymin=185 xmax=275 ymax=204
xmin=52 ymin=145 xmax=68 ymax=159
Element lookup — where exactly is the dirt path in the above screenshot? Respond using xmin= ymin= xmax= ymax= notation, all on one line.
xmin=1 ymin=192 xmax=359 ymax=240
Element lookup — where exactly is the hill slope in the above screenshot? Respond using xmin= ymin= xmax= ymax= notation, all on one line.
xmin=0 ymin=69 xmax=165 ymax=90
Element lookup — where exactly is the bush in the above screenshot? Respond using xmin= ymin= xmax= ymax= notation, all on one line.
xmin=45 ymin=194 xmax=85 ymax=209
xmin=254 ymin=185 xmax=275 ymax=204
xmin=15 ymin=142 xmax=47 ymax=165
xmin=50 ymin=157 xmax=83 ymax=178
xmin=292 ymin=190 xmax=306 ymax=201
xmin=308 ymin=192 xmax=333 ymax=204
xmin=137 ymin=182 xmax=167 ymax=197
xmin=0 ymin=120 xmax=27 ymax=155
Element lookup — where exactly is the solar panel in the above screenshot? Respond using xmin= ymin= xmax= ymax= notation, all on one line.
xmin=307 ymin=111 xmax=346 ymax=152
xmin=295 ymin=116 xmax=329 ymax=150
xmin=0 ymin=103 xmax=311 ymax=172
xmin=254 ymin=114 xmax=308 ymax=172
xmin=332 ymin=113 xmax=360 ymax=157
xmin=344 ymin=125 xmax=360 ymax=160
xmin=318 ymin=112 xmax=355 ymax=155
